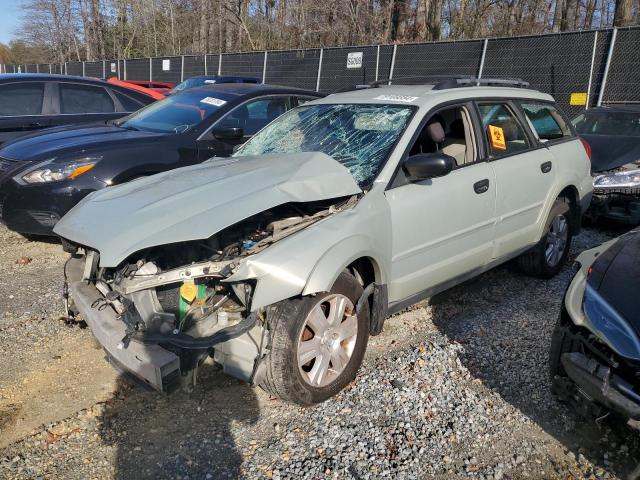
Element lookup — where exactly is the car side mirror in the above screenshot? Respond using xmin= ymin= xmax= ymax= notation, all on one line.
xmin=403 ymin=152 xmax=456 ymax=180
xmin=211 ymin=127 xmax=244 ymax=141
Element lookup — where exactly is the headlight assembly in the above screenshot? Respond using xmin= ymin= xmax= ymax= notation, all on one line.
xmin=14 ymin=156 xmax=102 ymax=185
xmin=593 ymin=168 xmax=640 ymax=190
xmin=583 ymin=283 xmax=640 ymax=361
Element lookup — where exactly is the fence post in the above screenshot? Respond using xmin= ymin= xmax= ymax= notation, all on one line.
xmin=218 ymin=54 xmax=222 ymax=75
xmin=64 ymin=62 xmax=67 ymax=75
xmin=375 ymin=45 xmax=380 ymax=81
xmin=389 ymin=44 xmax=398 ymax=84
xmin=477 ymin=38 xmax=488 ymax=81
xmin=102 ymin=60 xmax=105 ymax=78
xmin=82 ymin=61 xmax=85 ymax=77
xmin=49 ymin=64 xmax=52 ymax=74
xmin=204 ymin=54 xmax=207 ymax=75
xmin=149 ymin=57 xmax=153 ymax=81
xmin=586 ymin=31 xmax=599 ymax=110
xmin=124 ymin=59 xmax=127 ymax=80
xmin=181 ymin=55 xmax=185 ymax=82
xmin=117 ymin=58 xmax=120 ymax=79
xmin=262 ymin=51 xmax=268 ymax=83
xmin=597 ymin=27 xmax=617 ymax=107
xmin=316 ymin=48 xmax=324 ymax=92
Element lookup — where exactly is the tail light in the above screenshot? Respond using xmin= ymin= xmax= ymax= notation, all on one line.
xmin=579 ymin=137 xmax=592 ymax=161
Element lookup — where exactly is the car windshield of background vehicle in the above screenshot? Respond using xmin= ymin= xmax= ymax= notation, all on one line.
xmin=521 ymin=102 xmax=572 ymax=141
xmin=235 ymin=104 xmax=414 ymax=187
xmin=170 ymin=78 xmax=205 ymax=94
xmin=572 ymin=111 xmax=640 ymax=137
xmin=120 ymin=91 xmax=225 ymax=133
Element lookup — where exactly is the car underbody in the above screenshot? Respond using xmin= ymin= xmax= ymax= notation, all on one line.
xmin=64 ymin=197 xmax=354 ymax=391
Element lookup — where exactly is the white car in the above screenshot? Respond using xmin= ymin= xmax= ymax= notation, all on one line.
xmin=55 ymin=77 xmax=594 ymax=404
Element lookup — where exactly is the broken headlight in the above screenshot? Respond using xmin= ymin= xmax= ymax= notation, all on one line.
xmin=593 ymin=168 xmax=640 ymax=191
xmin=583 ymin=283 xmax=640 ymax=361
xmin=14 ymin=157 xmax=102 ymax=185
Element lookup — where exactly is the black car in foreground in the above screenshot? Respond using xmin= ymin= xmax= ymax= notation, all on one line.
xmin=551 ymin=229 xmax=640 ymax=429
xmin=572 ymin=104 xmax=640 ymax=224
xmin=0 ymin=83 xmax=321 ymax=235
xmin=0 ymin=74 xmax=156 ymax=144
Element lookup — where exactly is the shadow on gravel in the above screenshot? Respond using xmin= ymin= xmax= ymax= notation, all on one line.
xmin=429 ymin=227 xmax=640 ymax=479
xmin=98 ymin=360 xmax=259 ymax=479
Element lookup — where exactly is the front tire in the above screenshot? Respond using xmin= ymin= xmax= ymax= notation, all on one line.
xmin=517 ymin=198 xmax=572 ymax=278
xmin=260 ymin=272 xmax=370 ymax=405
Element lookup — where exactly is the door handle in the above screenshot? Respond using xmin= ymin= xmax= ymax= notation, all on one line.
xmin=541 ymin=161 xmax=552 ymax=173
xmin=473 ymin=179 xmax=490 ymax=194
xmin=27 ymin=122 xmax=43 ymax=128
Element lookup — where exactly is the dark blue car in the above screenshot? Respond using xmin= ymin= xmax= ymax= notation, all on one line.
xmin=166 ymin=75 xmax=261 ymax=96
xmin=0 ymin=83 xmax=321 ymax=235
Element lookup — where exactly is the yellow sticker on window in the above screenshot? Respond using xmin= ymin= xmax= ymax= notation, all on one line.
xmin=570 ymin=92 xmax=587 ymax=106
xmin=489 ymin=125 xmax=507 ymax=150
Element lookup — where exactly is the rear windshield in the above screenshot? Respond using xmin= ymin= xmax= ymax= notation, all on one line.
xmin=573 ymin=111 xmax=640 ymax=137
xmin=120 ymin=91 xmax=227 ymax=133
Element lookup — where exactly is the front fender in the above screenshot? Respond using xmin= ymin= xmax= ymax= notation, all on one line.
xmin=302 ymin=235 xmax=385 ymax=296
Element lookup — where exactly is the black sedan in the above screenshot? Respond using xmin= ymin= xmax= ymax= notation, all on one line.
xmin=0 ymin=74 xmax=155 ymax=145
xmin=0 ymin=83 xmax=321 ymax=235
xmin=550 ymin=229 xmax=640 ymax=429
xmin=572 ymin=104 xmax=640 ymax=224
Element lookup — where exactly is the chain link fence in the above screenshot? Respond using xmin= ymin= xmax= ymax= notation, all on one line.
xmin=5 ymin=26 xmax=640 ymax=114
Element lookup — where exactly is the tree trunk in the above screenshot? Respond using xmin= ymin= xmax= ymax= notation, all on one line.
xmin=552 ymin=0 xmax=565 ymax=32
xmin=614 ymin=0 xmax=634 ymax=26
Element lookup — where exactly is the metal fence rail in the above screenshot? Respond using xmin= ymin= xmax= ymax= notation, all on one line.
xmin=5 ymin=26 xmax=640 ymax=114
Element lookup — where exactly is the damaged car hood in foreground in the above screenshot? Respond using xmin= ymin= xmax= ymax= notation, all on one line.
xmin=54 ymin=152 xmax=361 ymax=267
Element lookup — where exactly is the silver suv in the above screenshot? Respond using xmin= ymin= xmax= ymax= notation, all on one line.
xmin=55 ymin=78 xmax=593 ymax=405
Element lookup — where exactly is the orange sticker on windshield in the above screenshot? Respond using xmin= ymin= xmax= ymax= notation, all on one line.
xmin=489 ymin=125 xmax=507 ymax=150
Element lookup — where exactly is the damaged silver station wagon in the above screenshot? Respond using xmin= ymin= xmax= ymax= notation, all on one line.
xmin=55 ymin=78 xmax=594 ymax=405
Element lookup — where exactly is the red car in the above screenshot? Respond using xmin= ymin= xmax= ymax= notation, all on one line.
xmin=123 ymin=80 xmax=175 ymax=94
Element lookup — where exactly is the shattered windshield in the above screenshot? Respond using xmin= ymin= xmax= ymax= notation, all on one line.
xmin=234 ymin=104 xmax=414 ymax=187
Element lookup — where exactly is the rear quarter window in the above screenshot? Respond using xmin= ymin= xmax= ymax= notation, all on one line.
xmin=520 ymin=102 xmax=573 ymax=141
xmin=112 ymin=90 xmax=144 ymax=112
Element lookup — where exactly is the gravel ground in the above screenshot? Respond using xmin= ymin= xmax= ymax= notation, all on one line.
xmin=0 ymin=224 xmax=639 ymax=479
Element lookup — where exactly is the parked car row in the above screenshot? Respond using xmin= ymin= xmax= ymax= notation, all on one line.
xmin=0 ymin=74 xmax=638 ymax=437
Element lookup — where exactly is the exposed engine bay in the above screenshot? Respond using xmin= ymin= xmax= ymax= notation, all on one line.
xmin=65 ymin=196 xmax=357 ymax=391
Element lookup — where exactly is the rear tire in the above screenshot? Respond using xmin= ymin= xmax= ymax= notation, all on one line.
xmin=260 ymin=272 xmax=370 ymax=405
xmin=517 ymin=198 xmax=572 ymax=278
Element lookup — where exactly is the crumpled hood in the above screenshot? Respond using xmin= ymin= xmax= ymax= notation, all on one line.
xmin=582 ymin=134 xmax=640 ymax=172
xmin=54 ymin=152 xmax=361 ymax=267
xmin=0 ymin=124 xmax=165 ymax=161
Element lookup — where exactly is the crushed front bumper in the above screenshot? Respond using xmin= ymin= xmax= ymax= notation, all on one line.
xmin=587 ymin=191 xmax=640 ymax=224
xmin=67 ymin=257 xmax=181 ymax=391
xmin=557 ymin=350 xmax=640 ymax=426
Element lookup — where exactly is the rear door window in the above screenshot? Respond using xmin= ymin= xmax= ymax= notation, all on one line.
xmin=59 ymin=83 xmax=115 ymax=114
xmin=477 ymin=103 xmax=531 ymax=157
xmin=0 ymin=82 xmax=45 ymax=116
xmin=520 ymin=102 xmax=572 ymax=141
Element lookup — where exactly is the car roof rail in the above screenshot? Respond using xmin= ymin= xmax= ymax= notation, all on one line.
xmin=329 ymin=76 xmax=530 ymax=95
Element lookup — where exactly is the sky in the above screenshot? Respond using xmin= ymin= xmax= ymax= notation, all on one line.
xmin=0 ymin=0 xmax=22 ymax=44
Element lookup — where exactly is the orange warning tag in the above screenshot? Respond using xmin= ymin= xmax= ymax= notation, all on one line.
xmin=489 ymin=125 xmax=507 ymax=150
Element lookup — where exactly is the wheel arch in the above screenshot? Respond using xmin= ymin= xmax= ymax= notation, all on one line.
xmin=302 ymin=236 xmax=387 ymax=297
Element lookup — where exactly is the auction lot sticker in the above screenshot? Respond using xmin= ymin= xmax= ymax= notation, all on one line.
xmin=489 ymin=125 xmax=507 ymax=150
xmin=200 ymin=97 xmax=227 ymax=107
xmin=373 ymin=94 xmax=419 ymax=103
